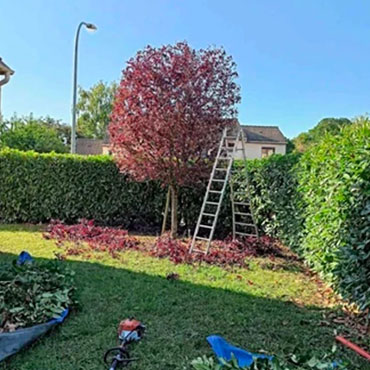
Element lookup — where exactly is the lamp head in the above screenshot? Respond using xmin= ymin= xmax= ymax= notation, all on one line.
xmin=85 ymin=23 xmax=97 ymax=32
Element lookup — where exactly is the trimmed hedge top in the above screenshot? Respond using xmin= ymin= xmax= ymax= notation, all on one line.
xmin=0 ymin=149 xmax=164 ymax=230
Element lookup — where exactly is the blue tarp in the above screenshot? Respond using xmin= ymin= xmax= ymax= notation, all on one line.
xmin=207 ymin=335 xmax=272 ymax=367
xmin=207 ymin=336 xmax=340 ymax=369
xmin=0 ymin=251 xmax=69 ymax=362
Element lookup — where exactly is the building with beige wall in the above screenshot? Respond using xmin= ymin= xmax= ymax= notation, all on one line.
xmin=229 ymin=125 xmax=287 ymax=159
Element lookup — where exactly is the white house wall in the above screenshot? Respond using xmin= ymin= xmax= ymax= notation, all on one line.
xmin=232 ymin=140 xmax=286 ymax=159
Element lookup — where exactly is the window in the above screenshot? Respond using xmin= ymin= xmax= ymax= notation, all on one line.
xmin=261 ymin=147 xmax=275 ymax=158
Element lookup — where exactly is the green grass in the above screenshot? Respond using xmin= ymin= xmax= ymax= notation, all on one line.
xmin=0 ymin=224 xmax=369 ymax=370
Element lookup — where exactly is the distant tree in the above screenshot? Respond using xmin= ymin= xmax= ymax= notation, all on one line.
xmin=0 ymin=114 xmax=68 ymax=153
xmin=293 ymin=117 xmax=352 ymax=152
xmin=285 ymin=138 xmax=295 ymax=153
xmin=76 ymin=81 xmax=117 ymax=139
xmin=42 ymin=116 xmax=71 ymax=145
xmin=0 ymin=119 xmax=6 ymax=137
xmin=110 ymin=42 xmax=240 ymax=238
xmin=352 ymin=114 xmax=370 ymax=125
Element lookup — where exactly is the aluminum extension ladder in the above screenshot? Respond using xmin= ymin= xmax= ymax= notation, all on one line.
xmin=189 ymin=124 xmax=259 ymax=254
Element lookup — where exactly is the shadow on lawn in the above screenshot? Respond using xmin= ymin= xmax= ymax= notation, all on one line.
xmin=0 ymin=251 xmax=368 ymax=370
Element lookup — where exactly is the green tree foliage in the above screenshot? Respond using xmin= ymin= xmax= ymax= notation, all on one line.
xmin=0 ymin=114 xmax=68 ymax=153
xmin=293 ymin=117 xmax=352 ymax=152
xmin=41 ymin=116 xmax=71 ymax=145
xmin=76 ymin=81 xmax=117 ymax=139
xmin=285 ymin=138 xmax=295 ymax=153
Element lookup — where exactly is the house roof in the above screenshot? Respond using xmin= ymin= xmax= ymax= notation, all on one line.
xmin=0 ymin=58 xmax=14 ymax=75
xmin=241 ymin=125 xmax=287 ymax=144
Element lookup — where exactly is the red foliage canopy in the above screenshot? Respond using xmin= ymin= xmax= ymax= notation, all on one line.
xmin=109 ymin=41 xmax=240 ymax=187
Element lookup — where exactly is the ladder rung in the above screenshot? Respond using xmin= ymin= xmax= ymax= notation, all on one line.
xmin=218 ymin=157 xmax=232 ymax=160
xmin=202 ymin=213 xmax=215 ymax=217
xmin=209 ymin=190 xmax=222 ymax=194
xmin=195 ymin=236 xmax=210 ymax=241
xmin=234 ymin=202 xmax=250 ymax=206
xmin=212 ymin=179 xmax=226 ymax=183
xmin=199 ymin=224 xmax=212 ymax=229
xmin=235 ymin=232 xmax=258 ymax=237
xmin=235 ymin=222 xmax=256 ymax=227
xmin=234 ymin=212 xmax=252 ymax=216
xmin=225 ymin=136 xmax=237 ymax=140
xmin=215 ymin=168 xmax=228 ymax=171
xmin=191 ymin=249 xmax=207 ymax=254
xmin=206 ymin=201 xmax=219 ymax=205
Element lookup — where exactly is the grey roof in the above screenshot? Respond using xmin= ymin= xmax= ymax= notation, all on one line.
xmin=0 ymin=58 xmax=14 ymax=75
xmin=241 ymin=125 xmax=287 ymax=144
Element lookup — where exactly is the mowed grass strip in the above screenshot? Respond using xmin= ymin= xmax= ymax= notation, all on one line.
xmin=0 ymin=224 xmax=368 ymax=370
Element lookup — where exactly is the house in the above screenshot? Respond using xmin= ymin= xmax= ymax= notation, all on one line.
xmin=230 ymin=125 xmax=287 ymax=159
xmin=0 ymin=58 xmax=15 ymax=118
xmin=76 ymin=124 xmax=287 ymax=159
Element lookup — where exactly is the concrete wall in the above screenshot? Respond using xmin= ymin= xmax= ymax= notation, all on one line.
xmin=231 ymin=140 xmax=286 ymax=159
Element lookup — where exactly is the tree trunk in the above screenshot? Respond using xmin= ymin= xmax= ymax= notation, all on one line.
xmin=170 ymin=184 xmax=178 ymax=238
xmin=161 ymin=187 xmax=171 ymax=235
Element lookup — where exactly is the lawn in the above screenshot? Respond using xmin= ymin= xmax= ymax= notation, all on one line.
xmin=0 ymin=224 xmax=369 ymax=370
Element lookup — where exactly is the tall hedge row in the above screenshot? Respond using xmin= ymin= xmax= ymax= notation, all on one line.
xmin=0 ymin=148 xmax=298 ymax=236
xmin=0 ymin=149 xmax=165 ymax=230
xmin=298 ymin=121 xmax=370 ymax=310
xmin=243 ymin=154 xmax=303 ymax=249
xmin=243 ymin=121 xmax=369 ymax=311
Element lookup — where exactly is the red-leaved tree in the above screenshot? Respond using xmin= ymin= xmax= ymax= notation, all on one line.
xmin=109 ymin=42 xmax=240 ymax=237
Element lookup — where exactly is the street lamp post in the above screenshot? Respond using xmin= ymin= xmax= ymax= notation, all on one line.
xmin=71 ymin=21 xmax=97 ymax=154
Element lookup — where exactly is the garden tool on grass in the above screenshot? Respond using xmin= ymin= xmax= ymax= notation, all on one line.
xmin=104 ymin=318 xmax=145 ymax=369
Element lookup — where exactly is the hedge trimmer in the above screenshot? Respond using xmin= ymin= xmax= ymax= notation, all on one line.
xmin=104 ymin=318 xmax=145 ymax=369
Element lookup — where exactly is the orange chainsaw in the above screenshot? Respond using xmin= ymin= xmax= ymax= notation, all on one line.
xmin=104 ymin=318 xmax=145 ymax=369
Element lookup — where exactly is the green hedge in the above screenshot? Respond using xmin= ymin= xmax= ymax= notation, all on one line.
xmin=0 ymin=148 xmax=298 ymax=237
xmin=298 ymin=121 xmax=370 ymax=310
xmin=234 ymin=122 xmax=369 ymax=310
xmin=243 ymin=154 xmax=303 ymax=248
xmin=0 ymin=149 xmax=165 ymax=230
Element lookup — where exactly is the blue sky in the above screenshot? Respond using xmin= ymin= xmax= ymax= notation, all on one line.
xmin=1 ymin=1 xmax=369 ymax=138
